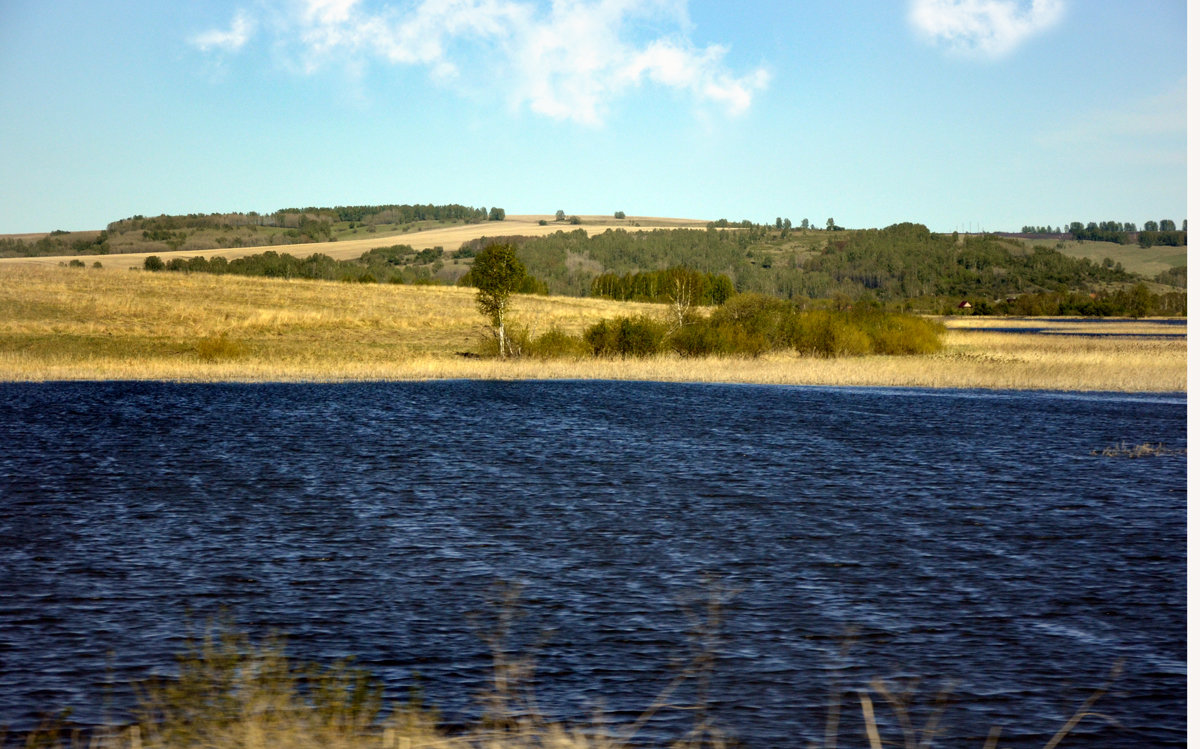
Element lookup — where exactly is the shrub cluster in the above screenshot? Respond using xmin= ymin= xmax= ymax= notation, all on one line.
xmin=492 ymin=295 xmax=945 ymax=360
xmin=584 ymin=316 xmax=669 ymax=357
xmin=669 ymin=295 xmax=944 ymax=358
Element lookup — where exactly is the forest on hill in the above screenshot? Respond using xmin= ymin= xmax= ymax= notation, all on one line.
xmin=2 ymin=202 xmax=1185 ymax=316
xmin=495 ymin=223 xmax=1182 ymax=316
xmin=0 ymin=203 xmax=502 ymax=257
xmin=138 ymin=219 xmax=1186 ymax=317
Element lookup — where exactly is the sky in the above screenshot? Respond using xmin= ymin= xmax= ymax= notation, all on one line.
xmin=0 ymin=0 xmax=1187 ymax=234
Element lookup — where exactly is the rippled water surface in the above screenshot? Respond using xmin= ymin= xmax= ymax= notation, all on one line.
xmin=0 ymin=381 xmax=1186 ymax=746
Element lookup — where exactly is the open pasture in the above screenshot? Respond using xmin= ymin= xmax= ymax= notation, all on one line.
xmin=1020 ymin=237 xmax=1187 ymax=279
xmin=0 ymin=264 xmax=1184 ymax=391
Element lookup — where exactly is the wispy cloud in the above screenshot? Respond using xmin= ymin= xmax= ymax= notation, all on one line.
xmin=191 ymin=0 xmax=768 ymax=125
xmin=190 ymin=9 xmax=256 ymax=52
xmin=909 ymin=0 xmax=1065 ymax=58
xmin=1037 ymin=80 xmax=1186 ymax=166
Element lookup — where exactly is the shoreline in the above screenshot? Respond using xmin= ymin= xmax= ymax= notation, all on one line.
xmin=2 ymin=377 xmax=1187 ymax=397
xmin=0 ymin=346 xmax=1185 ymax=392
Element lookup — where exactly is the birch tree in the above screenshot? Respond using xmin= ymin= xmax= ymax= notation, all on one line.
xmin=472 ymin=244 xmax=526 ymax=357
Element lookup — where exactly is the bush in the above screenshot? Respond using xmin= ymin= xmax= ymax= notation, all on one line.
xmin=787 ymin=310 xmax=872 ymax=357
xmin=668 ymin=322 xmax=727 ymax=357
xmin=673 ymin=321 xmax=774 ymax=357
xmin=584 ymin=316 xmax=666 ymax=357
xmin=664 ymin=298 xmax=944 ymax=359
xmin=526 ymin=327 xmax=589 ymax=358
xmin=143 ymin=255 xmax=165 ymax=271
xmin=710 ymin=293 xmax=793 ymax=348
xmin=859 ymin=313 xmax=944 ymax=355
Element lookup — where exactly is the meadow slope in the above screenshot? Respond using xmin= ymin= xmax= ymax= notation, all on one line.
xmin=0 ymin=264 xmax=1184 ymax=391
xmin=0 ymin=215 xmax=709 ymax=271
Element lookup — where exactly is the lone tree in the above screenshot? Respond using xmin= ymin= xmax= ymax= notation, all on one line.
xmin=471 ymin=243 xmax=526 ymax=357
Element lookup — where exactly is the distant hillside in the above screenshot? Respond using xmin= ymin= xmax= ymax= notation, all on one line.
xmin=495 ymin=223 xmax=1147 ymax=301
xmin=2 ymin=207 xmax=1185 ymax=313
xmin=0 ymin=203 xmax=499 ymax=258
xmin=1022 ymin=237 xmax=1187 ymax=282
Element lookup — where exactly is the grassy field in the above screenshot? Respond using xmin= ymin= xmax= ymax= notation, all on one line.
xmin=0 ymin=264 xmax=1184 ymax=391
xmin=1020 ymin=237 xmax=1187 ymax=278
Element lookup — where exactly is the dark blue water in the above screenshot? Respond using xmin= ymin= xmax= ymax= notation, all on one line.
xmin=0 ymin=381 xmax=1186 ymax=746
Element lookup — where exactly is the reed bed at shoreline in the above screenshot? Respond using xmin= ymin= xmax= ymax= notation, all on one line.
xmin=0 ymin=265 xmax=1185 ymax=391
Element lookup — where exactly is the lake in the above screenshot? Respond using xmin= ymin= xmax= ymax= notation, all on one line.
xmin=0 ymin=381 xmax=1186 ymax=746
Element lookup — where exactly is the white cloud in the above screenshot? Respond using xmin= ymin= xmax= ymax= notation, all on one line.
xmin=191 ymin=0 xmax=768 ymax=124
xmin=190 ymin=9 xmax=256 ymax=52
xmin=909 ymin=0 xmax=1065 ymax=58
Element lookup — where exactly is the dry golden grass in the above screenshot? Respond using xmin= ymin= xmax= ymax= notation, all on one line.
xmin=0 ymin=264 xmax=1185 ymax=391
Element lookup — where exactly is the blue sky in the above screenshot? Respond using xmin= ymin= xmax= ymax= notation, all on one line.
xmin=0 ymin=0 xmax=1186 ymax=233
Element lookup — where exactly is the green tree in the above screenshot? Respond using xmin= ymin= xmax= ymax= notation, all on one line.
xmin=555 ymin=210 xmax=566 ymax=221
xmin=470 ymin=244 xmax=526 ymax=357
xmin=614 ymin=210 xmax=626 ymax=219
xmin=488 ymin=207 xmax=506 ymax=221
xmin=1127 ymin=283 xmax=1153 ymax=318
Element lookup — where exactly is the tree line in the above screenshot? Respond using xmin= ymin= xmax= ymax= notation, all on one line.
xmin=948 ymin=285 xmax=1184 ymax=318
xmin=590 ymin=267 xmax=735 ymax=306
xmin=1023 ymin=220 xmax=1189 ymax=247
xmin=0 ymin=231 xmax=110 ymax=257
xmin=143 ymin=245 xmax=455 ymax=285
xmin=108 ymin=203 xmax=497 ymax=234
xmin=1 ymin=203 xmax=508 ymax=258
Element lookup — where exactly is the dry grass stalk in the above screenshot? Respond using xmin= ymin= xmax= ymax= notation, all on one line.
xmin=6 ymin=612 xmax=1132 ymax=749
xmin=1040 ymin=661 xmax=1123 ymax=749
xmin=857 ymin=692 xmax=884 ymax=749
